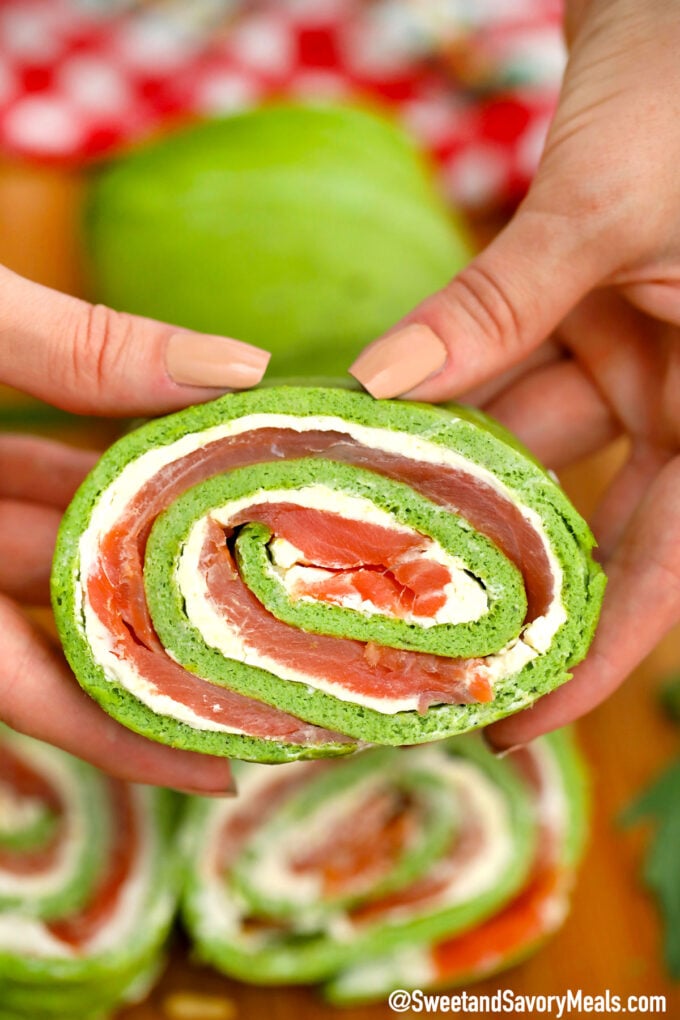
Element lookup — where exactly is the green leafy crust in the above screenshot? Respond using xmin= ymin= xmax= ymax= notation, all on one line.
xmin=52 ymin=386 xmax=605 ymax=758
xmin=0 ymin=951 xmax=162 ymax=1020
xmin=0 ymin=962 xmax=148 ymax=1018
xmin=180 ymin=737 xmax=536 ymax=984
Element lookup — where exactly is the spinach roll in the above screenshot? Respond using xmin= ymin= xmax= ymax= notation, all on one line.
xmin=52 ymin=386 xmax=604 ymax=762
xmin=179 ymin=730 xmax=587 ymax=997
xmin=0 ymin=726 xmax=179 ymax=1020
xmin=327 ymin=729 xmax=589 ymax=1003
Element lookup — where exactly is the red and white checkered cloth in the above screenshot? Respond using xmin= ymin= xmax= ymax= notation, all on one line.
xmin=0 ymin=0 xmax=566 ymax=209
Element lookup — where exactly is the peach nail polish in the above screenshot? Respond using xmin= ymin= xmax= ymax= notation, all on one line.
xmin=176 ymin=773 xmax=238 ymax=797
xmin=178 ymin=788 xmax=238 ymax=798
xmin=349 ymin=324 xmax=447 ymax=399
xmin=490 ymin=743 xmax=527 ymax=760
xmin=481 ymin=731 xmax=527 ymax=758
xmin=166 ymin=332 xmax=270 ymax=389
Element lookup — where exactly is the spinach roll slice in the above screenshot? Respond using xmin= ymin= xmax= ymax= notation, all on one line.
xmin=0 ymin=726 xmax=179 ymax=1020
xmin=179 ymin=731 xmax=587 ymax=1000
xmin=52 ymin=386 xmax=604 ymax=760
xmin=326 ymin=728 xmax=589 ymax=1003
xmin=180 ymin=737 xmax=536 ymax=983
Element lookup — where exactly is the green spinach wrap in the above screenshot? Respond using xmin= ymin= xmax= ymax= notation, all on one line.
xmin=52 ymin=386 xmax=604 ymax=762
xmin=326 ymin=729 xmax=589 ymax=1003
xmin=179 ymin=730 xmax=588 ymax=998
xmin=0 ymin=726 xmax=179 ymax=1020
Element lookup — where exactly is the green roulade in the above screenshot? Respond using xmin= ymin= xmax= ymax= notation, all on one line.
xmin=0 ymin=726 xmax=179 ymax=1020
xmin=326 ymin=729 xmax=589 ymax=1003
xmin=52 ymin=385 xmax=605 ymax=761
xmin=180 ymin=737 xmax=536 ymax=983
xmin=179 ymin=730 xmax=588 ymax=996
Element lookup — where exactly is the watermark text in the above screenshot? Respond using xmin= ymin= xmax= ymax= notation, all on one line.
xmin=387 ymin=988 xmax=667 ymax=1016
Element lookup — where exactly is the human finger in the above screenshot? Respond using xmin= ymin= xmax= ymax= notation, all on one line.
xmin=349 ymin=207 xmax=607 ymax=401
xmin=485 ymin=357 xmax=619 ymax=468
xmin=560 ymin=290 xmax=669 ymax=445
xmin=0 ymin=593 xmax=235 ymax=793
xmin=0 ymin=500 xmax=62 ymax=603
xmin=458 ymin=339 xmax=563 ymax=409
xmin=485 ymin=455 xmax=680 ymax=748
xmin=590 ymin=442 xmax=675 ymax=561
xmin=0 ymin=264 xmax=270 ymax=416
xmin=0 ymin=435 xmax=98 ymax=508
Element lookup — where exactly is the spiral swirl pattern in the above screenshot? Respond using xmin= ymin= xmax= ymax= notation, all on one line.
xmin=52 ymin=386 xmax=605 ymax=762
xmin=0 ymin=726 xmax=178 ymax=1019
xmin=180 ymin=729 xmax=588 ymax=998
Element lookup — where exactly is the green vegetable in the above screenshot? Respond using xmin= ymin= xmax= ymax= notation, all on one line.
xmin=621 ymin=758 xmax=680 ymax=979
xmin=85 ymin=104 xmax=472 ymax=377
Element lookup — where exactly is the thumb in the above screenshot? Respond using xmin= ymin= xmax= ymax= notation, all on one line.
xmin=349 ymin=204 xmax=608 ymax=402
xmin=0 ymin=265 xmax=270 ymax=416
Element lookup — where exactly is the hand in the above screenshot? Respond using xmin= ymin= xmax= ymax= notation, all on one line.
xmin=350 ymin=0 xmax=680 ymax=749
xmin=0 ymin=263 xmax=269 ymax=790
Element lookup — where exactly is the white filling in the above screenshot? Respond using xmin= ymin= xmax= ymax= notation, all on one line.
xmin=0 ymin=783 xmax=161 ymax=959
xmin=331 ymin=945 xmax=435 ymax=998
xmin=242 ymin=772 xmax=390 ymax=912
xmin=82 ymin=785 xmax=156 ymax=954
xmin=75 ymin=413 xmax=566 ymax=727
xmin=0 ymin=915 xmax=75 ymax=959
xmin=0 ymin=786 xmax=45 ymax=835
xmin=193 ymin=747 xmax=515 ymax=944
xmin=192 ymin=761 xmax=316 ymax=941
xmin=0 ymin=739 xmax=88 ymax=903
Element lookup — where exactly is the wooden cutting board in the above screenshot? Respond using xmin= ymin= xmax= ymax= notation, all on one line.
xmin=1 ymin=162 xmax=678 ymax=1020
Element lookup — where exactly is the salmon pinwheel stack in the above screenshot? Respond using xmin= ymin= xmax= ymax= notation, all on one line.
xmin=180 ymin=730 xmax=588 ymax=999
xmin=52 ymin=386 xmax=605 ymax=762
xmin=0 ymin=726 xmax=179 ymax=1020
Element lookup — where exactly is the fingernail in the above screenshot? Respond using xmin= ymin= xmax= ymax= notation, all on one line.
xmin=188 ymin=790 xmax=238 ymax=799
xmin=176 ymin=772 xmax=238 ymax=798
xmin=492 ymin=743 xmax=527 ymax=759
xmin=166 ymin=332 xmax=270 ymax=389
xmin=482 ymin=732 xmax=526 ymax=759
xmin=176 ymin=785 xmax=238 ymax=798
xmin=349 ymin=325 xmax=447 ymax=399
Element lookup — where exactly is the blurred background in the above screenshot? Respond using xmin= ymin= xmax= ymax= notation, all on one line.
xmin=0 ymin=1 xmax=679 ymax=1018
